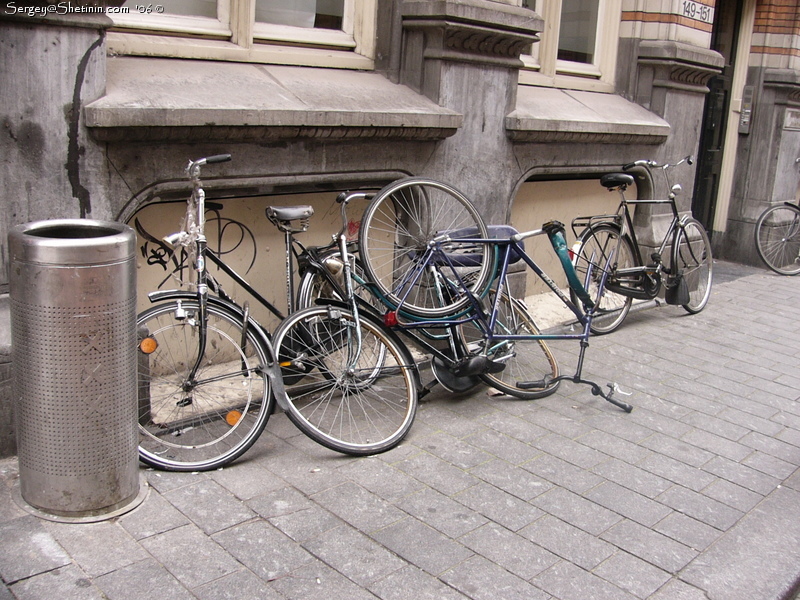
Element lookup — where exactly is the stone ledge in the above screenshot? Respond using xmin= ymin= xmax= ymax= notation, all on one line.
xmin=506 ymin=87 xmax=670 ymax=144
xmin=85 ymin=57 xmax=463 ymax=142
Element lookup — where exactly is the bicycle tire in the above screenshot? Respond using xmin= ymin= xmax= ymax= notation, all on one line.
xmin=754 ymin=203 xmax=800 ymax=276
xmin=137 ymin=300 xmax=274 ymax=471
xmin=296 ymin=254 xmax=382 ymax=314
xmin=359 ymin=177 xmax=492 ymax=318
xmin=672 ymin=217 xmax=713 ymax=313
xmin=571 ymin=224 xmax=636 ymax=334
xmin=458 ymin=291 xmax=560 ymax=399
xmin=272 ymin=304 xmax=418 ymax=455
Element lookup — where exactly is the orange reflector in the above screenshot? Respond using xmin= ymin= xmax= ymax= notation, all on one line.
xmin=139 ymin=337 xmax=158 ymax=354
xmin=226 ymin=410 xmax=242 ymax=426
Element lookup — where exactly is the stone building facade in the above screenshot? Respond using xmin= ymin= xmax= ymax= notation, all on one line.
xmin=0 ymin=0 xmax=798 ymax=455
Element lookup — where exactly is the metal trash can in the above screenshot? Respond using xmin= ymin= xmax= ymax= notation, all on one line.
xmin=8 ymin=219 xmax=144 ymax=522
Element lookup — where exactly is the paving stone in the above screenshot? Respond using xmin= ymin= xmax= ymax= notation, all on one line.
xmin=208 ymin=460 xmax=287 ymax=500
xmin=459 ymin=522 xmax=559 ymax=580
xmin=336 ymin=457 xmax=426 ymax=503
xmin=638 ymin=454 xmax=716 ymax=492
xmin=680 ymin=428 xmax=752 ymax=462
xmin=593 ymin=551 xmax=672 ymax=598
xmin=140 ymin=524 xmax=241 ymax=588
xmin=394 ymin=451 xmax=478 ymax=496
xmin=261 ymin=451 xmax=349 ymax=496
xmin=701 ymin=455 xmax=781 ymax=496
xmin=454 ymin=481 xmax=543 ymax=532
xmin=520 ymin=514 xmax=615 ymax=570
xmin=639 ymin=433 xmax=715 ymax=468
xmin=469 ymin=458 xmax=552 ymax=502
xmin=583 ymin=481 xmax=673 ymax=528
xmin=647 ymin=578 xmax=711 ymax=599
xmin=656 ymin=485 xmax=744 ymax=531
xmin=415 ymin=431 xmax=494 ymax=470
xmin=531 ymin=487 xmax=622 ymax=536
xmin=268 ymin=559 xmax=378 ymax=600
xmin=395 ymin=487 xmax=487 ymax=538
xmin=716 ymin=406 xmax=784 ymax=437
xmin=214 ymin=520 xmax=315 ymax=582
xmin=681 ymin=486 xmax=800 ymax=600
xmin=740 ymin=431 xmax=800 ymax=465
xmin=590 ymin=458 xmax=672 ymax=499
xmin=144 ymin=469 xmax=209 ymax=494
xmin=475 ymin=408 xmax=549 ymax=444
xmin=42 ymin=520 xmax=148 ymax=578
xmin=94 ymin=558 xmax=195 ymax=600
xmin=600 ymin=519 xmax=696 ymax=573
xmin=119 ymin=489 xmax=190 ymax=540
xmin=701 ymin=478 xmax=764 ymax=513
xmin=0 ymin=516 xmax=70 ymax=584
xmin=520 ymin=453 xmax=605 ymax=494
xmin=162 ymin=479 xmax=256 ymax=534
xmin=439 ymin=555 xmax=549 ymax=600
xmin=302 ymin=524 xmax=405 ymax=586
xmin=534 ymin=559 xmax=638 ymax=600
xmin=532 ymin=431 xmax=610 ymax=471
xmin=368 ymin=565 xmax=470 ymax=600
xmin=312 ymin=481 xmax=406 ymax=532
xmin=743 ymin=450 xmax=797 ymax=480
xmin=371 ymin=516 xmax=472 ymax=576
xmin=192 ymin=569 xmax=283 ymax=600
xmin=652 ymin=512 xmax=721 ymax=552
xmin=462 ymin=428 xmax=541 ymax=465
xmin=10 ymin=564 xmax=105 ymax=600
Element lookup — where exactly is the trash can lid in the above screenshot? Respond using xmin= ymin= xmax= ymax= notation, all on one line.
xmin=8 ymin=219 xmax=136 ymax=266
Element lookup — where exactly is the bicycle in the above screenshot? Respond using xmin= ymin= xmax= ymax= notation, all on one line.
xmin=754 ymin=199 xmax=800 ymax=275
xmin=569 ymin=156 xmax=713 ymax=334
xmin=136 ymin=155 xmax=416 ymax=471
xmin=274 ymin=178 xmax=634 ymax=413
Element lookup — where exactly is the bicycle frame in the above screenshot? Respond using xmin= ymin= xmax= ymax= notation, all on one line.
xmin=368 ymin=228 xmax=633 ymax=412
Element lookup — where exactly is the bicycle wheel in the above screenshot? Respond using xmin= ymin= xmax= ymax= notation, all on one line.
xmin=754 ymin=203 xmax=800 ymax=275
xmin=572 ymin=224 xmax=636 ymax=334
xmin=458 ymin=290 xmax=560 ymax=399
xmin=359 ymin=177 xmax=492 ymax=318
xmin=137 ymin=300 xmax=274 ymax=471
xmin=297 ymin=254 xmax=382 ymax=314
xmin=272 ymin=305 xmax=418 ymax=455
xmin=672 ymin=217 xmax=713 ymax=313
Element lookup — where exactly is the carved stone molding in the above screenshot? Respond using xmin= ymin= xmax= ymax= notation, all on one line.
xmin=637 ymin=40 xmax=724 ymax=95
xmin=402 ymin=0 xmax=541 ymax=68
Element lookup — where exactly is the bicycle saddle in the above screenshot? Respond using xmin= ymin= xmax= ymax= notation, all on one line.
xmin=266 ymin=205 xmax=314 ymax=222
xmin=600 ymin=173 xmax=635 ymax=189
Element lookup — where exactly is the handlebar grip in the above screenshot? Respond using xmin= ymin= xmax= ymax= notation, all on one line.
xmin=336 ymin=191 xmax=348 ymax=204
xmin=622 ymin=162 xmax=636 ymax=171
xmin=205 ymin=154 xmax=232 ymax=164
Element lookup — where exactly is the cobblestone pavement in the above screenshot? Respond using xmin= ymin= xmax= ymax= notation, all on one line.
xmin=1 ymin=260 xmax=799 ymax=600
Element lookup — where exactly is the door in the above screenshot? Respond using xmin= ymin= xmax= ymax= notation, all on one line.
xmin=692 ymin=0 xmax=743 ymax=230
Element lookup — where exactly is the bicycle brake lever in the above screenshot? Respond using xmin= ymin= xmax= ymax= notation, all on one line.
xmin=608 ymin=382 xmax=632 ymax=396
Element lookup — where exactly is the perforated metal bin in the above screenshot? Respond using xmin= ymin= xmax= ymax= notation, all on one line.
xmin=8 ymin=219 xmax=144 ymax=521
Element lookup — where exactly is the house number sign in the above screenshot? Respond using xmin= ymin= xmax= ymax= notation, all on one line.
xmin=679 ymin=0 xmax=714 ymax=24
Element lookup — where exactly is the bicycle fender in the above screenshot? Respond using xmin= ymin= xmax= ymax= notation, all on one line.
xmin=146 ymin=290 xmax=291 ymax=411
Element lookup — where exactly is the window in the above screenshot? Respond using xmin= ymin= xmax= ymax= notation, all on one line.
xmin=109 ymin=0 xmax=376 ymax=69
xmin=520 ymin=0 xmax=620 ymax=92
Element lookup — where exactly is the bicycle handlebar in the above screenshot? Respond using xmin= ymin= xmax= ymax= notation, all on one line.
xmin=623 ymin=155 xmax=694 ymax=171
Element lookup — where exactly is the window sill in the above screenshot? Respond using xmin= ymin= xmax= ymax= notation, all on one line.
xmin=506 ymin=86 xmax=669 ymax=144
xmin=85 ymin=56 xmax=463 ymax=142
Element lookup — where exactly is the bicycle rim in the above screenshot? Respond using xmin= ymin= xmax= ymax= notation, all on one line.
xmin=674 ymin=218 xmax=713 ymax=313
xmin=273 ymin=305 xmax=418 ymax=455
xmin=459 ymin=292 xmax=560 ymax=399
xmin=137 ymin=300 xmax=273 ymax=471
xmin=359 ymin=178 xmax=492 ymax=318
xmin=573 ymin=224 xmax=635 ymax=334
xmin=755 ymin=204 xmax=800 ymax=275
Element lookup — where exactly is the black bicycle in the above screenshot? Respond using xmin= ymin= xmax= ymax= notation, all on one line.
xmin=136 ymin=155 xmax=416 ymax=471
xmin=570 ymin=156 xmax=713 ymax=334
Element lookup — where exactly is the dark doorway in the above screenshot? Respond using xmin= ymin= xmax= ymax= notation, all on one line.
xmin=692 ymin=0 xmax=744 ymax=230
